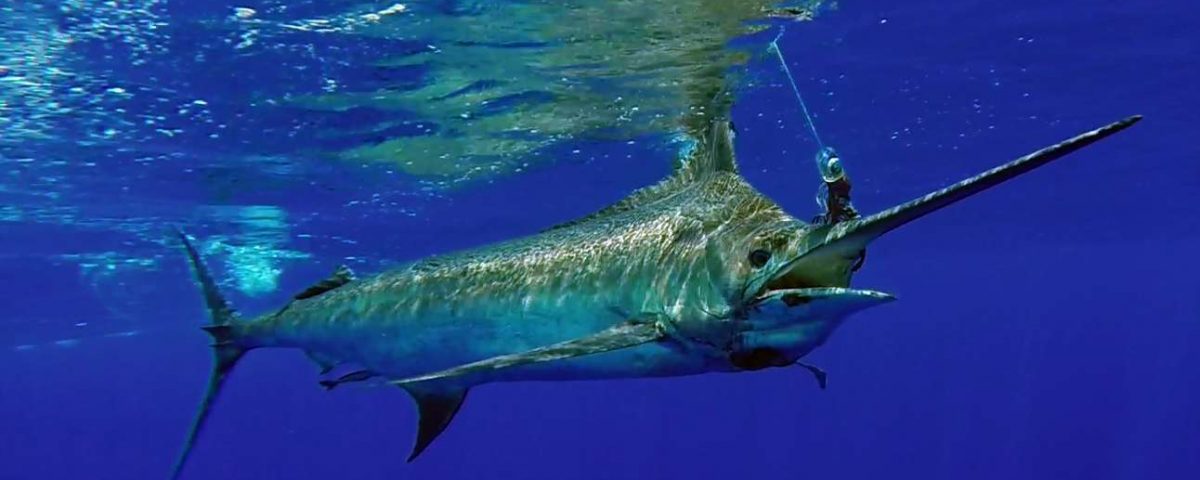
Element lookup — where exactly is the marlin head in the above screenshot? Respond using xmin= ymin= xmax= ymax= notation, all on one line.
xmin=677 ymin=115 xmax=1142 ymax=371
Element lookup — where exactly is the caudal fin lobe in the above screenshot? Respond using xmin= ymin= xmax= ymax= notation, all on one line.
xmin=171 ymin=230 xmax=249 ymax=480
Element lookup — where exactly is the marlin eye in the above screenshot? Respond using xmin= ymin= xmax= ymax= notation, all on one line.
xmin=748 ymin=249 xmax=771 ymax=268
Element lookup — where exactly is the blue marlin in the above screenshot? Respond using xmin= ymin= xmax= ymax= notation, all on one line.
xmin=170 ymin=115 xmax=1140 ymax=478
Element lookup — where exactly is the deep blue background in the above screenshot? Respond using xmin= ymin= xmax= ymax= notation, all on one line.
xmin=3 ymin=1 xmax=1198 ymax=479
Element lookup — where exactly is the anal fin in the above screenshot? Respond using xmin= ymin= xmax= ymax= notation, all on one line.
xmin=398 ymin=385 xmax=469 ymax=462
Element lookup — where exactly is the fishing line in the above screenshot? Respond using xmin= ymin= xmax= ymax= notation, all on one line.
xmin=769 ymin=28 xmax=851 ymax=217
xmin=768 ymin=27 xmax=825 ymax=150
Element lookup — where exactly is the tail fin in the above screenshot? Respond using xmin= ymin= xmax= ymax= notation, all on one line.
xmin=171 ymin=230 xmax=248 ymax=480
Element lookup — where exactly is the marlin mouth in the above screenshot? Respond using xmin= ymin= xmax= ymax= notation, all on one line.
xmin=747 ymin=254 xmax=895 ymax=318
xmin=738 ymin=285 xmax=895 ymax=352
xmin=762 ymin=259 xmax=838 ymax=292
xmin=753 ymin=287 xmax=895 ymax=308
xmin=751 ymin=247 xmax=861 ymax=302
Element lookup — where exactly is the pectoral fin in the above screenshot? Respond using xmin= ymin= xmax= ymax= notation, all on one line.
xmin=398 ymin=384 xmax=469 ymax=462
xmin=392 ymin=320 xmax=666 ymax=386
xmin=387 ymin=319 xmax=666 ymax=460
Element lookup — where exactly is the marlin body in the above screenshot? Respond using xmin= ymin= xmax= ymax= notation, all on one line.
xmin=171 ymin=115 xmax=1141 ymax=478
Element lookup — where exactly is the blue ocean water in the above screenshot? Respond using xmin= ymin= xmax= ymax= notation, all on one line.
xmin=2 ymin=1 xmax=1197 ymax=479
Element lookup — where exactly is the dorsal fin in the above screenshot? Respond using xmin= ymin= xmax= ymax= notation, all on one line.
xmin=674 ymin=118 xmax=738 ymax=180
xmin=543 ymin=119 xmax=738 ymax=232
xmin=293 ymin=265 xmax=355 ymax=300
